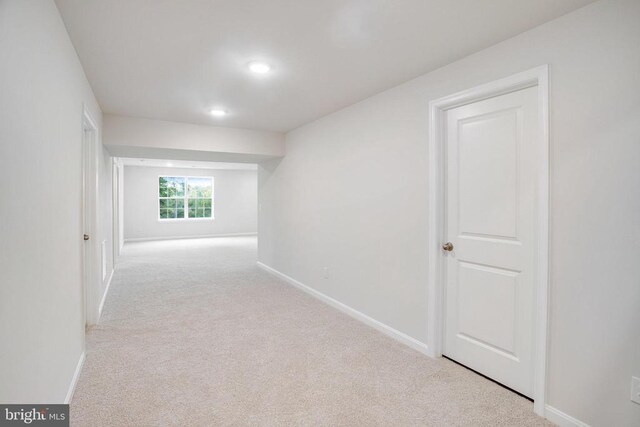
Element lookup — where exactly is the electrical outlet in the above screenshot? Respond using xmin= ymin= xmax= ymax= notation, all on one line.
xmin=631 ymin=376 xmax=640 ymax=405
xmin=323 ymin=267 xmax=329 ymax=279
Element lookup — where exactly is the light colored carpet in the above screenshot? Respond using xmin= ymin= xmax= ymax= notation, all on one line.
xmin=71 ymin=236 xmax=552 ymax=426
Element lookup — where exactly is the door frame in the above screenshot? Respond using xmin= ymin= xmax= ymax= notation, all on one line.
xmin=82 ymin=105 xmax=100 ymax=327
xmin=426 ymin=65 xmax=549 ymax=415
xmin=111 ymin=157 xmax=120 ymax=264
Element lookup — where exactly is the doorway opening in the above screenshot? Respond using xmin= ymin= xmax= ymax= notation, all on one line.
xmin=118 ymin=158 xmax=258 ymax=244
xmin=112 ymin=158 xmax=122 ymax=264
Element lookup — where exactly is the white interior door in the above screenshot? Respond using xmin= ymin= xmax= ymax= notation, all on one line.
xmin=82 ymin=127 xmax=93 ymax=327
xmin=82 ymin=111 xmax=99 ymax=327
xmin=443 ymin=85 xmax=538 ymax=397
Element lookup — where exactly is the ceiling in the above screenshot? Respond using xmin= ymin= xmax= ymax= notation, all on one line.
xmin=121 ymin=158 xmax=257 ymax=170
xmin=56 ymin=0 xmax=593 ymax=132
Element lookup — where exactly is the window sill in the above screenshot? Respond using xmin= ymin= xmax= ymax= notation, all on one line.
xmin=158 ymin=217 xmax=215 ymax=222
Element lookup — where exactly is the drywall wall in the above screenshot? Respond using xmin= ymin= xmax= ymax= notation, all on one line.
xmin=104 ymin=114 xmax=285 ymax=163
xmin=124 ymin=166 xmax=257 ymax=240
xmin=258 ymin=0 xmax=640 ymax=425
xmin=0 ymin=0 xmax=113 ymax=403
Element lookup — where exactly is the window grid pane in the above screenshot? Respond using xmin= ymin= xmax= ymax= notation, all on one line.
xmin=160 ymin=176 xmax=213 ymax=220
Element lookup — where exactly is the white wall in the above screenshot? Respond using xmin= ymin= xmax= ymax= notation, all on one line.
xmin=0 ymin=0 xmax=113 ymax=403
xmin=104 ymin=114 xmax=285 ymax=163
xmin=258 ymin=0 xmax=640 ymax=425
xmin=124 ymin=166 xmax=257 ymax=241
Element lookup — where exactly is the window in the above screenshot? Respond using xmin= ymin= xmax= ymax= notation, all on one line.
xmin=158 ymin=176 xmax=213 ymax=220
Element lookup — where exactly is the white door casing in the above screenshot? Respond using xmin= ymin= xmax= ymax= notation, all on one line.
xmin=112 ymin=158 xmax=120 ymax=264
xmin=427 ymin=66 xmax=549 ymax=414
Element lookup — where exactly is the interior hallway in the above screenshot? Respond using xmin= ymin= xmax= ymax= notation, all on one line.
xmin=71 ymin=236 xmax=550 ymax=426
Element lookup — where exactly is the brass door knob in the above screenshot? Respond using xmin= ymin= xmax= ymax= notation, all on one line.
xmin=83 ymin=234 xmax=90 ymax=241
xmin=442 ymin=242 xmax=453 ymax=251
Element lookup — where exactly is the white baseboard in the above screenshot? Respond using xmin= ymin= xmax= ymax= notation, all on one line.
xmin=544 ymin=405 xmax=590 ymax=427
xmin=256 ymin=261 xmax=430 ymax=356
xmin=64 ymin=352 xmax=85 ymax=404
xmin=98 ymin=268 xmax=115 ymax=320
xmin=124 ymin=232 xmax=257 ymax=243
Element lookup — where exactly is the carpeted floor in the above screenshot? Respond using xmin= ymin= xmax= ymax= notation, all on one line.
xmin=71 ymin=236 xmax=552 ymax=426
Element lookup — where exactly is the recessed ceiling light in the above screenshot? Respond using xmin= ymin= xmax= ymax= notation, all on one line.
xmin=167 ymin=162 xmax=173 ymax=167
xmin=210 ymin=109 xmax=227 ymax=117
xmin=248 ymin=62 xmax=271 ymax=74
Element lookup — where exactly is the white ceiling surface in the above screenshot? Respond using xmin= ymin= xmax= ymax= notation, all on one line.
xmin=121 ymin=158 xmax=257 ymax=170
xmin=56 ymin=0 xmax=593 ymax=132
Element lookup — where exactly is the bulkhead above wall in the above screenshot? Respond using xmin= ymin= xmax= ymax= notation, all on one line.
xmin=103 ymin=114 xmax=285 ymax=163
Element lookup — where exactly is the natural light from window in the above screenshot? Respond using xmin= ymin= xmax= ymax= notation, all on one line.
xmin=158 ymin=176 xmax=213 ymax=220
